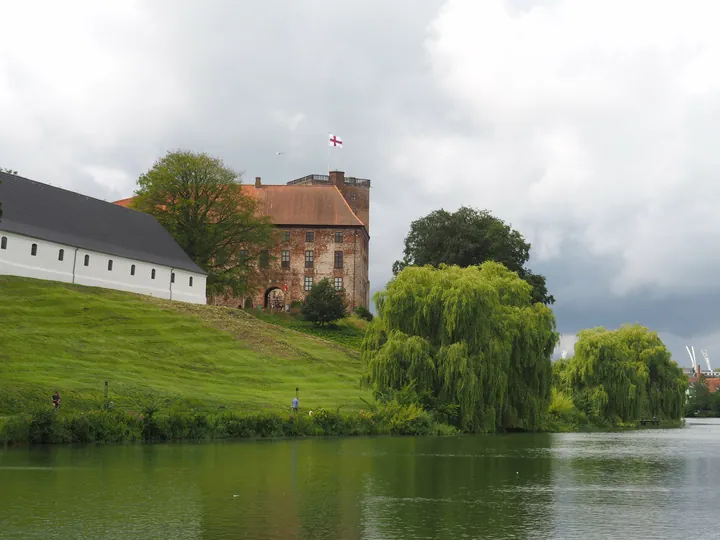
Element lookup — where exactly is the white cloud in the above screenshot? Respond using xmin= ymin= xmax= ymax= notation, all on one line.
xmin=270 ymin=111 xmax=306 ymax=132
xmin=0 ymin=1 xmax=187 ymax=192
xmin=392 ymin=0 xmax=720 ymax=299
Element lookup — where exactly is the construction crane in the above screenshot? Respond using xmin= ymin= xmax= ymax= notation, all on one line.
xmin=702 ymin=350 xmax=714 ymax=372
xmin=686 ymin=345 xmax=697 ymax=370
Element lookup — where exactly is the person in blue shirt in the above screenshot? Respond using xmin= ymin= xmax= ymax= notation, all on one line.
xmin=291 ymin=397 xmax=299 ymax=411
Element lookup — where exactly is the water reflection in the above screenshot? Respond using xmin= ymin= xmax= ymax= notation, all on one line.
xmin=1 ymin=420 xmax=720 ymax=539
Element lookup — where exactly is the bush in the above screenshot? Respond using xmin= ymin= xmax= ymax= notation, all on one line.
xmin=544 ymin=388 xmax=587 ymax=432
xmin=301 ymin=278 xmax=347 ymax=326
xmin=0 ymin=402 xmax=452 ymax=445
xmin=354 ymin=306 xmax=374 ymax=322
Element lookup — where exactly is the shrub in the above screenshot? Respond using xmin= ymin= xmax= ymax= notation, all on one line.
xmin=0 ymin=402 xmax=453 ymax=445
xmin=545 ymin=388 xmax=587 ymax=431
xmin=301 ymin=278 xmax=347 ymax=326
xmin=354 ymin=306 xmax=374 ymax=322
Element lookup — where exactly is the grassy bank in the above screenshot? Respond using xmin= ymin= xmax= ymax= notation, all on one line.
xmin=0 ymin=401 xmax=456 ymax=446
xmin=0 ymin=276 xmax=371 ymax=416
xmin=248 ymin=310 xmax=368 ymax=351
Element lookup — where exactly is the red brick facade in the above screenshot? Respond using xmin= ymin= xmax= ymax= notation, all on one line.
xmin=219 ymin=224 xmax=370 ymax=311
xmin=114 ymin=170 xmax=371 ymax=311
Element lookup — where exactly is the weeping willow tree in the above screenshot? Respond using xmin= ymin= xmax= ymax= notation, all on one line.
xmin=555 ymin=324 xmax=688 ymax=424
xmin=361 ymin=262 xmax=559 ymax=433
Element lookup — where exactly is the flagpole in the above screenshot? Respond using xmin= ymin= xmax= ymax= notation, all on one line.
xmin=327 ymin=132 xmax=330 ymax=173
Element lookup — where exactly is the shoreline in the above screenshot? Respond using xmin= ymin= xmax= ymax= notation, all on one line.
xmin=0 ymin=408 xmax=687 ymax=448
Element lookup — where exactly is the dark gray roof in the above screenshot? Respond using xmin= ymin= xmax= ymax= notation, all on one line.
xmin=0 ymin=172 xmax=205 ymax=274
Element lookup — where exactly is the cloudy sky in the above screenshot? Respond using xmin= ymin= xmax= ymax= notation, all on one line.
xmin=2 ymin=0 xmax=720 ymax=366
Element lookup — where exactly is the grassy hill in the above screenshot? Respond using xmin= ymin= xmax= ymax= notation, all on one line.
xmin=0 ymin=276 xmax=372 ymax=416
xmin=248 ymin=310 xmax=369 ymax=351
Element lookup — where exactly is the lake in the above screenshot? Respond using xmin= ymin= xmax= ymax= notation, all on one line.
xmin=1 ymin=418 xmax=719 ymax=539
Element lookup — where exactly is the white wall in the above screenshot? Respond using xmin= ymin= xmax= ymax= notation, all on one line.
xmin=0 ymin=230 xmax=207 ymax=304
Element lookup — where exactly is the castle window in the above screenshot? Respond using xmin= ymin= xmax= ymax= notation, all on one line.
xmin=334 ymin=232 xmax=343 ymax=243
xmin=350 ymin=192 xmax=357 ymax=201
xmin=282 ymin=231 xmax=291 ymax=242
xmin=131 ymin=264 xmax=136 ymax=276
xmin=0 ymin=236 xmax=6 ymax=250
xmin=84 ymin=254 xmax=90 ymax=267
xmin=305 ymin=231 xmax=314 ymax=243
xmin=305 ymin=250 xmax=314 ymax=269
xmin=240 ymin=249 xmax=249 ymax=260
xmin=334 ymin=250 xmax=343 ymax=269
xmin=259 ymin=250 xmax=269 ymax=268
xmin=171 ymin=272 xmax=175 ymax=283
xmin=304 ymin=276 xmax=313 ymax=291
xmin=334 ymin=277 xmax=343 ymax=291
xmin=281 ymin=250 xmax=290 ymax=268
xmin=58 ymin=249 xmax=64 ymax=261
xmin=108 ymin=260 xmax=113 ymax=271
xmin=189 ymin=276 xmax=193 ymax=287
xmin=31 ymin=243 xmax=37 ymax=256
xmin=151 ymin=269 xmax=156 ymax=280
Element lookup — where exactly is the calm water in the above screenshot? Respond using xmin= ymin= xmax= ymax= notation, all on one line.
xmin=2 ymin=418 xmax=720 ymax=539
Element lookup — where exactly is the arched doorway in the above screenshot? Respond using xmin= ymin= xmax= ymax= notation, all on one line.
xmin=264 ymin=287 xmax=286 ymax=311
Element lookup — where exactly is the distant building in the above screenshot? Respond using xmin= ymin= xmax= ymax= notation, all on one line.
xmin=0 ymin=171 xmax=207 ymax=304
xmin=685 ymin=365 xmax=720 ymax=393
xmin=115 ymin=170 xmax=370 ymax=311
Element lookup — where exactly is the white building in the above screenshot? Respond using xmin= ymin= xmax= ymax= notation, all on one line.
xmin=0 ymin=172 xmax=207 ymax=304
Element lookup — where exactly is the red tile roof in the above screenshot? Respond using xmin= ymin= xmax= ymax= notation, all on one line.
xmin=114 ymin=184 xmax=364 ymax=228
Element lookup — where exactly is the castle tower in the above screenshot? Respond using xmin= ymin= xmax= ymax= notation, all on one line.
xmin=328 ymin=170 xmax=370 ymax=231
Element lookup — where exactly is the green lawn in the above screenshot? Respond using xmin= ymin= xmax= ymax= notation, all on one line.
xmin=248 ymin=310 xmax=369 ymax=350
xmin=0 ymin=276 xmax=371 ymax=416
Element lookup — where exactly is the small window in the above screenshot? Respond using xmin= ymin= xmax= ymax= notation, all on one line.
xmin=130 ymin=264 xmax=136 ymax=276
xmin=335 ymin=232 xmax=343 ymax=243
xmin=281 ymin=250 xmax=290 ymax=269
xmin=108 ymin=260 xmax=113 ymax=271
xmin=305 ymin=231 xmax=314 ymax=243
xmin=334 ymin=277 xmax=343 ymax=291
xmin=58 ymin=249 xmax=64 ymax=261
xmin=304 ymin=250 xmax=314 ymax=269
xmin=151 ymin=269 xmax=156 ymax=280
xmin=304 ymin=276 xmax=313 ymax=291
xmin=352 ymin=207 xmax=358 ymax=215
xmin=84 ymin=254 xmax=90 ymax=267
xmin=171 ymin=272 xmax=175 ymax=283
xmin=350 ymin=192 xmax=357 ymax=201
xmin=259 ymin=250 xmax=269 ymax=268
xmin=240 ymin=249 xmax=249 ymax=260
xmin=0 ymin=237 xmax=7 ymax=250
xmin=334 ymin=250 xmax=343 ymax=269
xmin=282 ymin=231 xmax=291 ymax=242
xmin=31 ymin=243 xmax=37 ymax=256
xmin=189 ymin=276 xmax=193 ymax=287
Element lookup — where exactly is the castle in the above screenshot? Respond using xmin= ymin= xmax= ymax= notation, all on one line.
xmin=115 ymin=170 xmax=370 ymax=311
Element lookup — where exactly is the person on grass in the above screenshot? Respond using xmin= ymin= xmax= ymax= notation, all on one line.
xmin=52 ymin=390 xmax=61 ymax=410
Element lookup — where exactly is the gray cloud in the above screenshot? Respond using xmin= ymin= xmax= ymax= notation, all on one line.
xmin=2 ymin=0 xmax=720 ymax=364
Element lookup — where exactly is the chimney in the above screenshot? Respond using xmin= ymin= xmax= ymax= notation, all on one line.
xmin=255 ymin=176 xmax=261 ymax=188
xmin=329 ymin=170 xmax=345 ymax=187
xmin=697 ymin=363 xmax=702 ymax=379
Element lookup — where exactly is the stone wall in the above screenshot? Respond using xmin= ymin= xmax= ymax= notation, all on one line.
xmin=214 ymin=225 xmax=369 ymax=312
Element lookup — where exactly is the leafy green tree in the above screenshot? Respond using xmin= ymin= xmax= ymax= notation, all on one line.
xmin=393 ymin=207 xmax=554 ymax=305
xmin=362 ymin=262 xmax=559 ymax=433
xmin=131 ymin=150 xmax=276 ymax=298
xmin=556 ymin=324 xmax=687 ymax=424
xmin=301 ymin=278 xmax=347 ymax=326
